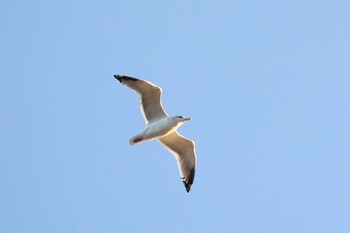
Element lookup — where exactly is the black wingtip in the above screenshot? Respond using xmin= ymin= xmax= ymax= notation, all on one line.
xmin=185 ymin=184 xmax=191 ymax=193
xmin=183 ymin=168 xmax=195 ymax=193
xmin=113 ymin=75 xmax=139 ymax=84
xmin=113 ymin=75 xmax=123 ymax=83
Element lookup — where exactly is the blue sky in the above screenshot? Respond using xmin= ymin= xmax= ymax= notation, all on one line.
xmin=1 ymin=0 xmax=350 ymax=232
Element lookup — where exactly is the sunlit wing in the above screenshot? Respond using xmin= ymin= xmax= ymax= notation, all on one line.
xmin=158 ymin=131 xmax=197 ymax=192
xmin=114 ymin=75 xmax=168 ymax=124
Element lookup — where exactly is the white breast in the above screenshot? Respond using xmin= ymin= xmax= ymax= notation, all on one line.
xmin=142 ymin=117 xmax=177 ymax=140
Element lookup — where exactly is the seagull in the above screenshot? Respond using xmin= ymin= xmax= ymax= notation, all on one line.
xmin=114 ymin=75 xmax=197 ymax=193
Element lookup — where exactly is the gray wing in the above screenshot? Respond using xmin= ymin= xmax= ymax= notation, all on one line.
xmin=114 ymin=75 xmax=168 ymax=124
xmin=158 ymin=131 xmax=197 ymax=193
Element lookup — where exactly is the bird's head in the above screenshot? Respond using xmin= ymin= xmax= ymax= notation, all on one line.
xmin=174 ymin=115 xmax=192 ymax=123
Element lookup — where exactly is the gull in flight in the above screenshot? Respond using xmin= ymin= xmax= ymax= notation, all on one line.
xmin=114 ymin=75 xmax=197 ymax=193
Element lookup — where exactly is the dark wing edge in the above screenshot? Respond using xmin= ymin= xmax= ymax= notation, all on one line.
xmin=183 ymin=168 xmax=195 ymax=193
xmin=114 ymin=75 xmax=139 ymax=84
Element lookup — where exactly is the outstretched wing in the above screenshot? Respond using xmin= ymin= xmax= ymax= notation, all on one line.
xmin=114 ymin=75 xmax=168 ymax=124
xmin=158 ymin=131 xmax=197 ymax=193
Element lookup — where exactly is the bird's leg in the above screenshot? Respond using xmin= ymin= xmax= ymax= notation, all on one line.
xmin=129 ymin=133 xmax=144 ymax=145
xmin=133 ymin=137 xmax=143 ymax=143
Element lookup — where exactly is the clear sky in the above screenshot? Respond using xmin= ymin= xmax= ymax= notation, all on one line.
xmin=1 ymin=1 xmax=350 ymax=232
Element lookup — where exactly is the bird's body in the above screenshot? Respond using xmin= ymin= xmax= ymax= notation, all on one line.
xmin=129 ymin=116 xmax=187 ymax=145
xmin=114 ymin=75 xmax=197 ymax=193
